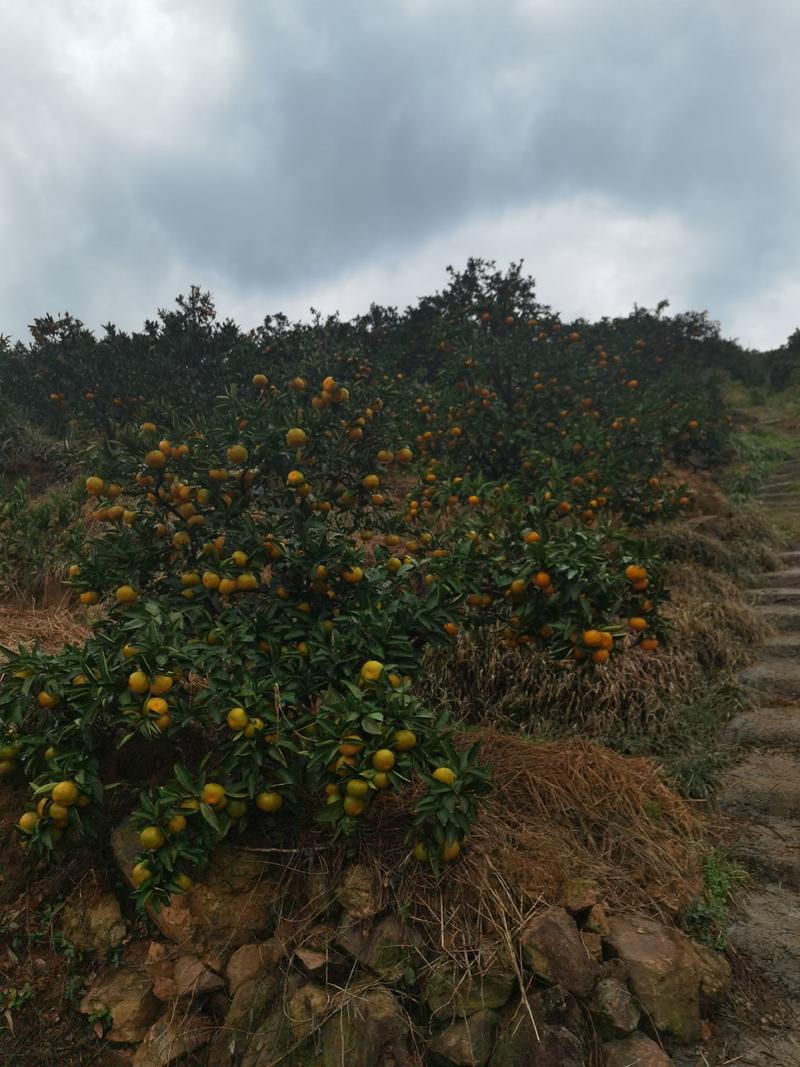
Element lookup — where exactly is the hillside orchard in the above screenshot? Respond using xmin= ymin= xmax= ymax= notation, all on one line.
xmin=0 ymin=260 xmax=737 ymax=906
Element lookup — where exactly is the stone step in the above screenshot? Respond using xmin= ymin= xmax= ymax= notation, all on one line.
xmin=727 ymin=884 xmax=800 ymax=999
xmin=782 ymin=550 xmax=800 ymax=566
xmin=757 ymin=494 xmax=800 ymax=505
xmin=739 ymin=660 xmax=800 ymax=699
xmin=731 ymin=816 xmax=800 ymax=889
xmin=750 ymin=587 xmax=800 ymax=606
xmin=757 ymin=604 xmax=800 ymax=632
xmin=761 ymin=633 xmax=800 ymax=659
xmin=755 ymin=569 xmax=800 ymax=589
xmin=718 ymin=751 xmax=800 ymax=818
xmin=725 ymin=706 xmax=800 ymax=746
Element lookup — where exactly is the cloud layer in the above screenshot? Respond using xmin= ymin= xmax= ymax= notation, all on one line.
xmin=1 ymin=0 xmax=798 ymax=348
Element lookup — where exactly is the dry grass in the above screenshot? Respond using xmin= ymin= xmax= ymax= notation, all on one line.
xmin=418 ymin=560 xmax=770 ymax=737
xmin=0 ymin=602 xmax=89 ymax=654
xmin=644 ymin=507 xmax=783 ymax=577
xmin=256 ymin=727 xmax=704 ymax=979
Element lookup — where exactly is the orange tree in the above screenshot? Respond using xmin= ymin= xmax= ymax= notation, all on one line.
xmin=0 ymin=363 xmax=670 ymax=908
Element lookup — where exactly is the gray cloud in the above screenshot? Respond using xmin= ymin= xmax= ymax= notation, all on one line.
xmin=1 ymin=0 xmax=798 ymax=347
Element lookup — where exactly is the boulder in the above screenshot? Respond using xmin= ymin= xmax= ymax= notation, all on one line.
xmin=114 ymin=822 xmax=280 ymax=951
xmin=60 ymin=887 xmax=126 ymax=953
xmin=520 ymin=907 xmax=600 ymax=997
xmin=337 ymin=913 xmax=423 ymax=980
xmin=426 ymin=960 xmax=517 ymax=1019
xmin=589 ymin=978 xmax=640 ymax=1038
xmin=488 ymin=1016 xmax=584 ymax=1067
xmin=319 ymin=986 xmax=417 ymax=1067
xmin=581 ymin=932 xmax=603 ymax=960
xmin=132 ymin=1011 xmax=213 ymax=1067
xmin=605 ymin=916 xmax=702 ymax=1042
xmin=79 ymin=965 xmax=159 ymax=1043
xmin=557 ymin=879 xmax=601 ymax=916
xmin=429 ymin=1009 xmax=498 ymax=1067
xmin=225 ymin=939 xmax=283 ymax=995
xmin=217 ymin=969 xmax=282 ymax=1062
xmin=190 ymin=847 xmax=281 ymax=948
xmin=691 ymin=942 xmax=732 ymax=1010
xmin=112 ymin=821 xmax=198 ymax=947
xmin=584 ymin=903 xmax=610 ymax=937
xmin=172 ymin=954 xmax=224 ymax=999
xmin=603 ymin=1032 xmax=674 ymax=1066
xmin=285 ymin=981 xmax=332 ymax=1042
xmin=335 ymin=863 xmax=382 ymax=919
xmin=294 ymin=923 xmax=349 ymax=980
xmin=144 ymin=942 xmax=178 ymax=1001
xmin=240 ymin=999 xmax=294 ymax=1067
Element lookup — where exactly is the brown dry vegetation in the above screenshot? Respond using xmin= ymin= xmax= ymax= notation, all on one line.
xmin=418 ymin=558 xmax=769 ymax=737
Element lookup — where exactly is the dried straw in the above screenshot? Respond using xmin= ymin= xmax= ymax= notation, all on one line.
xmin=0 ymin=603 xmax=89 ymax=655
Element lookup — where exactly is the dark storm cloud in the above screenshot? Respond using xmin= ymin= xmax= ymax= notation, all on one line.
xmin=1 ymin=0 xmax=798 ymax=347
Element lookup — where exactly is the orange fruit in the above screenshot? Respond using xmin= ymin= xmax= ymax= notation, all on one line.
xmin=139 ymin=825 xmax=166 ymax=850
xmin=360 ymin=660 xmax=383 ymax=683
xmin=372 ymin=749 xmax=396 ymax=771
xmin=255 ymin=791 xmax=283 ymax=813
xmin=201 ymin=782 xmax=226 ymax=807
xmin=285 ymin=427 xmax=308 ymax=447
xmin=392 ymin=729 xmax=417 ymax=751
xmin=227 ymin=706 xmax=249 ymax=731
xmin=51 ymin=781 xmax=79 ymax=806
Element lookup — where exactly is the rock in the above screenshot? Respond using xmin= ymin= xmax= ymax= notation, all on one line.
xmin=60 ymin=886 xmax=126 ymax=953
xmin=80 ymin=965 xmax=159 ymax=1043
xmin=219 ymin=969 xmax=282 ymax=1061
xmin=112 ymin=821 xmax=198 ymax=948
xmin=581 ymin=932 xmax=603 ymax=960
xmin=190 ymin=846 xmax=281 ymax=948
xmin=320 ymin=985 xmax=416 ymax=1067
xmin=225 ymin=940 xmax=283 ymax=995
xmin=240 ymin=1001 xmax=293 ymax=1067
xmin=144 ymin=942 xmax=178 ymax=1001
xmin=429 ymin=1009 xmax=498 ymax=1067
xmin=520 ymin=907 xmax=600 ymax=997
xmin=605 ymin=916 xmax=702 ymax=1042
xmin=557 ymin=878 xmax=601 ymax=915
xmin=488 ymin=1016 xmax=584 ymax=1067
xmin=690 ymin=942 xmax=732 ymax=1010
xmin=367 ymin=914 xmax=423 ymax=979
xmin=335 ymin=915 xmax=373 ymax=961
xmin=114 ymin=822 xmax=280 ymax=951
xmin=603 ymin=1032 xmax=673 ymax=1066
xmin=303 ymin=869 xmax=336 ymax=917
xmin=132 ymin=1011 xmax=213 ymax=1067
xmin=335 ymin=863 xmax=382 ymax=919
xmin=426 ymin=960 xmax=517 ymax=1019
xmin=589 ymin=978 xmax=640 ymax=1038
xmin=173 ymin=954 xmax=224 ymax=999
xmin=294 ymin=923 xmax=349 ymax=979
xmin=601 ymin=958 xmax=629 ymax=983
xmin=584 ymin=903 xmax=610 ymax=937
xmin=337 ymin=913 xmax=423 ymax=980
xmin=533 ymin=986 xmax=584 ymax=1032
xmin=285 ymin=981 xmax=331 ymax=1042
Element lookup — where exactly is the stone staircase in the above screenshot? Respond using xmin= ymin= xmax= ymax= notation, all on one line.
xmin=716 ymin=456 xmax=800 ymax=1064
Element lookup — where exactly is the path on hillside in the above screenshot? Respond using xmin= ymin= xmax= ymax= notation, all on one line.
xmin=715 ymin=454 xmax=800 ymax=1065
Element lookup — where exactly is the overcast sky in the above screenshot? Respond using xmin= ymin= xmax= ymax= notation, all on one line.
xmin=1 ymin=1 xmax=798 ymax=350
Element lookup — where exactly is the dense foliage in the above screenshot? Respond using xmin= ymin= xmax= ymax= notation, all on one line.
xmin=0 ymin=260 xmax=755 ymax=906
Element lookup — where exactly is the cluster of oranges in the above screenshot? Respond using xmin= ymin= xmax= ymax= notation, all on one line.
xmin=3 ymin=292 xmax=728 ymax=905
